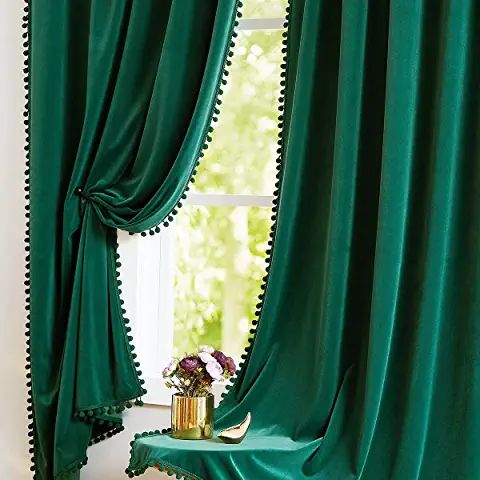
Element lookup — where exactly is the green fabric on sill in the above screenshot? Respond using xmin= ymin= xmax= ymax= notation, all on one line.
xmin=129 ymin=432 xmax=322 ymax=479
xmin=28 ymin=1 xmax=238 ymax=478
xmin=129 ymin=0 xmax=480 ymax=479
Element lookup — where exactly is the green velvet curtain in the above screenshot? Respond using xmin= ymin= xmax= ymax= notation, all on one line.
xmin=128 ymin=0 xmax=480 ymax=479
xmin=28 ymin=1 xmax=238 ymax=478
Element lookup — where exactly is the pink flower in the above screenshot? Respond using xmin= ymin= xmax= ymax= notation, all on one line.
xmin=198 ymin=351 xmax=224 ymax=380
xmin=162 ymin=359 xmax=178 ymax=378
xmin=205 ymin=360 xmax=223 ymax=380
xmin=198 ymin=351 xmax=215 ymax=364
xmin=199 ymin=345 xmax=215 ymax=354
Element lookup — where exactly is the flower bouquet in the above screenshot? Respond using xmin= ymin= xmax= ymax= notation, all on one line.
xmin=163 ymin=345 xmax=236 ymax=439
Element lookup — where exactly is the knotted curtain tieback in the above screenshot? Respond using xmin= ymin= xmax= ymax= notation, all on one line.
xmin=75 ymin=187 xmax=95 ymax=218
xmin=75 ymin=187 xmax=91 ymax=200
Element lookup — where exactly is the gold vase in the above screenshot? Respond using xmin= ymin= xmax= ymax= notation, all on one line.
xmin=171 ymin=394 xmax=214 ymax=440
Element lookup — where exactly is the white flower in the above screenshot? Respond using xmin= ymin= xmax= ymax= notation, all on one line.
xmin=205 ymin=360 xmax=224 ymax=380
xmin=162 ymin=359 xmax=178 ymax=378
xmin=198 ymin=345 xmax=215 ymax=354
xmin=198 ymin=351 xmax=215 ymax=364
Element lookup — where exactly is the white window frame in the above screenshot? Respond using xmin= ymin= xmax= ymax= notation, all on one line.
xmin=118 ymin=16 xmax=284 ymax=406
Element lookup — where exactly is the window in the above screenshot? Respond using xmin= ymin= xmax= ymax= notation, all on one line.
xmin=118 ymin=4 xmax=287 ymax=405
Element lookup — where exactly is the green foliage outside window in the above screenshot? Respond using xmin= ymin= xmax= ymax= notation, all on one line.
xmin=173 ymin=24 xmax=285 ymax=360
xmin=243 ymin=0 xmax=289 ymax=18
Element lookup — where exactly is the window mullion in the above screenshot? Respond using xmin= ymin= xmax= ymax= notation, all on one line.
xmin=185 ymin=192 xmax=274 ymax=208
xmin=237 ymin=18 xmax=285 ymax=31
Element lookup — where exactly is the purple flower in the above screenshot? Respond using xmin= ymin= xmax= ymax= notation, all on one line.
xmin=212 ymin=350 xmax=227 ymax=369
xmin=179 ymin=356 xmax=201 ymax=373
xmin=225 ymin=357 xmax=236 ymax=376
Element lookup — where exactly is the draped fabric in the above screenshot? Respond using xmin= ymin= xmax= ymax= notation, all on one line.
xmin=28 ymin=1 xmax=239 ymax=478
xmin=128 ymin=1 xmax=480 ymax=479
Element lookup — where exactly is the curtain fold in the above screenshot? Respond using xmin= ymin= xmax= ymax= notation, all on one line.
xmin=128 ymin=0 xmax=480 ymax=478
xmin=28 ymin=1 xmax=239 ymax=478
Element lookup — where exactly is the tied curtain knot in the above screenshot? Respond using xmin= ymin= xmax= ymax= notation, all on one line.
xmin=75 ymin=186 xmax=94 ymax=217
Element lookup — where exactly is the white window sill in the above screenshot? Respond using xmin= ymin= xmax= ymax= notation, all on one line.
xmin=143 ymin=374 xmax=227 ymax=408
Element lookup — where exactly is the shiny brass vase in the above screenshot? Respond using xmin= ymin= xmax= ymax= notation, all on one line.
xmin=171 ymin=394 xmax=214 ymax=440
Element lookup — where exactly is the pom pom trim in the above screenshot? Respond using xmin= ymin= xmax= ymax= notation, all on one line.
xmin=125 ymin=429 xmax=203 ymax=479
xmin=129 ymin=1 xmax=243 ymax=238
xmin=217 ymin=1 xmax=291 ymax=406
xmin=23 ymin=1 xmax=36 ymax=476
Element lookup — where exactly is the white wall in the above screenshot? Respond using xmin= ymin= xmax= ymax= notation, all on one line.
xmin=0 ymin=3 xmax=170 ymax=479
xmin=0 ymin=1 xmax=30 ymax=478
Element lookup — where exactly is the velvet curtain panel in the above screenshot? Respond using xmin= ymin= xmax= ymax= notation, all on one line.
xmin=221 ymin=0 xmax=480 ymax=478
xmin=128 ymin=1 xmax=480 ymax=479
xmin=27 ymin=1 xmax=239 ymax=478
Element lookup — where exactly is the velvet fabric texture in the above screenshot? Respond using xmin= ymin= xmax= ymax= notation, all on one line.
xmin=128 ymin=1 xmax=480 ymax=479
xmin=28 ymin=1 xmax=238 ymax=478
